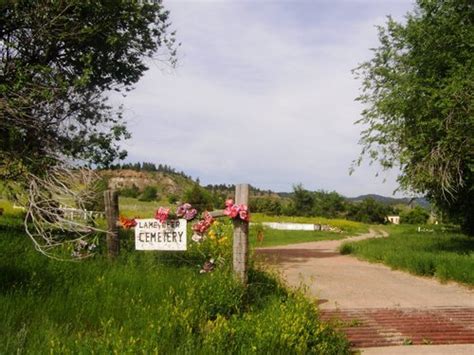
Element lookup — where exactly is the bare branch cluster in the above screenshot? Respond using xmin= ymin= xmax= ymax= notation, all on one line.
xmin=23 ymin=164 xmax=105 ymax=260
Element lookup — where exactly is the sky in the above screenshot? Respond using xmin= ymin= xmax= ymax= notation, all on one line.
xmin=119 ymin=0 xmax=416 ymax=197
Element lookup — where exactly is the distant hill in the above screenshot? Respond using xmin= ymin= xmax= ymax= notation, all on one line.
xmin=101 ymin=169 xmax=196 ymax=197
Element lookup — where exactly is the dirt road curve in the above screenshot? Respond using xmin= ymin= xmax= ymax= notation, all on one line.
xmin=256 ymin=229 xmax=474 ymax=349
xmin=256 ymin=229 xmax=473 ymax=309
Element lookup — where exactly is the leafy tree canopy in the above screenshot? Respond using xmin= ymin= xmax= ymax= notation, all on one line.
xmin=346 ymin=198 xmax=396 ymax=224
xmin=0 ymin=0 xmax=177 ymax=179
xmin=289 ymin=184 xmax=347 ymax=218
xmin=400 ymin=206 xmax=430 ymax=225
xmin=353 ymin=0 xmax=474 ymax=234
xmin=291 ymin=184 xmax=314 ymax=216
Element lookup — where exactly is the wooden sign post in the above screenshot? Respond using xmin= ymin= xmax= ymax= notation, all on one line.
xmin=105 ymin=184 xmax=250 ymax=284
xmin=233 ymin=184 xmax=249 ymax=284
xmin=134 ymin=219 xmax=187 ymax=250
xmin=104 ymin=190 xmax=120 ymax=258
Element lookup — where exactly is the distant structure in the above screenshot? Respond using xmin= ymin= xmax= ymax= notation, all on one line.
xmin=428 ymin=213 xmax=439 ymax=225
xmin=386 ymin=215 xmax=400 ymax=224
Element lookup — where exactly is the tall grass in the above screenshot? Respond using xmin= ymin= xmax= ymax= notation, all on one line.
xmin=340 ymin=225 xmax=474 ymax=285
xmin=118 ymin=196 xmax=170 ymax=217
xmin=0 ymin=209 xmax=349 ymax=353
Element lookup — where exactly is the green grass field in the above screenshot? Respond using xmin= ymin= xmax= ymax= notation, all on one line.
xmin=0 ymin=205 xmax=348 ymax=354
xmin=340 ymin=225 xmax=474 ymax=286
xmin=249 ymin=227 xmax=348 ymax=248
xmin=118 ymin=196 xmax=170 ymax=217
xmin=251 ymin=213 xmax=369 ymax=235
xmin=247 ymin=213 xmax=368 ymax=248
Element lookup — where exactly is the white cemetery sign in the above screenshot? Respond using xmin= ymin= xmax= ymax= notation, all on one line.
xmin=134 ymin=218 xmax=187 ymax=251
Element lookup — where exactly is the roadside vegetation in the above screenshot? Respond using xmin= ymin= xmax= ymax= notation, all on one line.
xmin=340 ymin=225 xmax=474 ymax=286
xmin=0 ymin=203 xmax=349 ymax=354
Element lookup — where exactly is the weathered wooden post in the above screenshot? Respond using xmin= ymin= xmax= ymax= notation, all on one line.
xmin=104 ymin=189 xmax=119 ymax=258
xmin=233 ymin=183 xmax=249 ymax=284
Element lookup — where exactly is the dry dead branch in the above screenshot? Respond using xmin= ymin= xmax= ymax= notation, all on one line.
xmin=22 ymin=164 xmax=106 ymax=260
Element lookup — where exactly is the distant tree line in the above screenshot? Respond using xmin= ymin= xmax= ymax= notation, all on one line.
xmin=111 ymin=164 xmax=431 ymax=224
xmin=250 ymin=184 xmax=430 ymax=225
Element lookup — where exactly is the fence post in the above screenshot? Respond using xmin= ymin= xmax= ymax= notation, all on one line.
xmin=104 ymin=190 xmax=119 ymax=258
xmin=233 ymin=183 xmax=249 ymax=284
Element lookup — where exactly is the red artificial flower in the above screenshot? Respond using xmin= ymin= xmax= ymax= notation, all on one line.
xmin=119 ymin=216 xmax=137 ymax=229
xmin=154 ymin=207 xmax=170 ymax=223
xmin=192 ymin=211 xmax=215 ymax=235
xmin=203 ymin=211 xmax=214 ymax=224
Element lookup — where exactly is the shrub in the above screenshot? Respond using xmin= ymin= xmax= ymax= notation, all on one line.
xmin=138 ymin=186 xmax=158 ymax=201
xmin=167 ymin=194 xmax=179 ymax=204
xmin=119 ymin=184 xmax=140 ymax=198
xmin=183 ymin=184 xmax=213 ymax=212
xmin=210 ymin=191 xmax=226 ymax=210
xmin=249 ymin=196 xmax=283 ymax=215
xmin=339 ymin=243 xmax=353 ymax=255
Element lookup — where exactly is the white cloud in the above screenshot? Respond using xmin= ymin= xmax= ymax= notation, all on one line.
xmin=118 ymin=0 xmax=414 ymax=197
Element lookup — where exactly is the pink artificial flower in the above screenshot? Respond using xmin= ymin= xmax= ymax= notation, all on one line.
xmin=192 ymin=221 xmax=207 ymax=234
xmin=224 ymin=201 xmax=251 ymax=222
xmin=184 ymin=208 xmax=197 ymax=221
xmin=203 ymin=211 xmax=214 ymax=224
xmin=176 ymin=203 xmax=197 ymax=221
xmin=154 ymin=207 xmax=170 ymax=223
xmin=192 ymin=212 xmax=214 ymax=235
xmin=224 ymin=204 xmax=239 ymax=218
xmin=175 ymin=205 xmax=186 ymax=217
xmin=229 ymin=205 xmax=240 ymax=218
xmin=238 ymin=205 xmax=250 ymax=221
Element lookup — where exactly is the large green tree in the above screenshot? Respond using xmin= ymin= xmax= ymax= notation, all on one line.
xmin=0 ymin=0 xmax=177 ymax=179
xmin=353 ymin=0 xmax=474 ymax=234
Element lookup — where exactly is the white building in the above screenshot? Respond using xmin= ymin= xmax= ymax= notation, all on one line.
xmin=386 ymin=215 xmax=400 ymax=224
